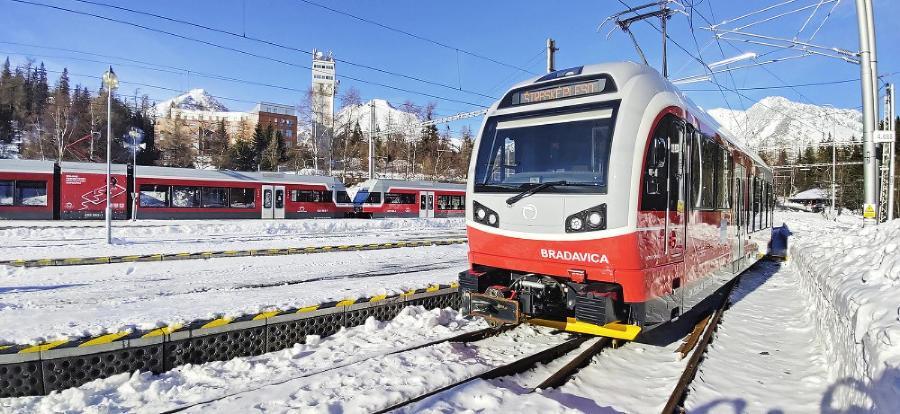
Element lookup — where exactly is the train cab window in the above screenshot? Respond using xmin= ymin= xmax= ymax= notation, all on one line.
xmin=139 ymin=184 xmax=170 ymax=207
xmin=336 ymin=191 xmax=352 ymax=204
xmin=16 ymin=181 xmax=47 ymax=206
xmin=0 ymin=180 xmax=12 ymax=205
xmin=201 ymin=187 xmax=228 ymax=208
xmin=292 ymin=189 xmax=333 ymax=203
xmin=384 ymin=193 xmax=415 ymax=204
xmin=229 ymin=188 xmax=255 ymax=208
xmin=474 ymin=108 xmax=615 ymax=193
xmin=172 ymin=186 xmax=201 ymax=208
xmin=641 ymin=115 xmax=682 ymax=211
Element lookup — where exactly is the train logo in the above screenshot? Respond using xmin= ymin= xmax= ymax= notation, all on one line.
xmin=522 ymin=204 xmax=538 ymax=220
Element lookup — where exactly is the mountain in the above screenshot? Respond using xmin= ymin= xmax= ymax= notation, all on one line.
xmin=154 ymin=89 xmax=230 ymax=116
xmin=707 ymin=96 xmax=862 ymax=149
xmin=334 ymin=99 xmax=420 ymax=134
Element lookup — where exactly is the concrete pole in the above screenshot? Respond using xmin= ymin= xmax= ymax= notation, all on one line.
xmin=368 ymin=100 xmax=375 ymax=179
xmin=312 ymin=115 xmax=318 ymax=172
xmin=546 ymin=38 xmax=557 ymax=73
xmin=855 ymin=0 xmax=878 ymax=222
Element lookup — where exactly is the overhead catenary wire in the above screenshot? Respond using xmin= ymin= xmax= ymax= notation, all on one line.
xmin=5 ymin=0 xmax=490 ymax=108
xmin=65 ymin=0 xmax=498 ymax=100
xmin=292 ymin=0 xmax=537 ymax=75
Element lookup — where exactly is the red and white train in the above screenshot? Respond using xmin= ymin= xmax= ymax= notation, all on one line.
xmin=352 ymin=179 xmax=466 ymax=218
xmin=459 ymin=62 xmax=775 ymax=340
xmin=0 ymin=159 xmax=465 ymax=220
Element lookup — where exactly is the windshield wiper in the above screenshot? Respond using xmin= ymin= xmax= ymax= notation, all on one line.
xmin=505 ymin=180 xmax=567 ymax=205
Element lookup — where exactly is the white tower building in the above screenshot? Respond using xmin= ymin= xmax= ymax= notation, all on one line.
xmin=310 ymin=49 xmax=337 ymax=170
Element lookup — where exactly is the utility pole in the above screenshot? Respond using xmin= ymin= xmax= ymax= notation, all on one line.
xmin=312 ymin=114 xmax=318 ymax=172
xmin=546 ymin=38 xmax=558 ymax=73
xmin=368 ymin=100 xmax=376 ymax=179
xmin=855 ymin=0 xmax=879 ymax=223
xmin=660 ymin=3 xmax=668 ymax=78
xmin=888 ymin=84 xmax=896 ymax=221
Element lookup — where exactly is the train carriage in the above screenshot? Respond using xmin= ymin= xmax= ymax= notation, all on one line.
xmin=0 ymin=159 xmax=56 ymax=220
xmin=352 ymin=179 xmax=466 ymax=218
xmin=59 ymin=161 xmax=129 ymax=220
xmin=459 ymin=62 xmax=775 ymax=340
xmin=134 ymin=167 xmax=350 ymax=220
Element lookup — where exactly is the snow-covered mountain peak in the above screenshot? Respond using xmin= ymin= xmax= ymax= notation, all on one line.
xmin=334 ymin=99 xmax=420 ymax=134
xmin=155 ymin=89 xmax=230 ymax=115
xmin=707 ymin=95 xmax=862 ymax=150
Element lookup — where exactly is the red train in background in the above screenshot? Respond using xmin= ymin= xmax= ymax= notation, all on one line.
xmin=0 ymin=159 xmax=464 ymax=221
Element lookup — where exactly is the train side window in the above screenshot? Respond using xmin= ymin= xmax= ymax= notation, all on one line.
xmin=700 ymin=137 xmax=717 ymax=209
xmin=139 ymin=184 xmax=170 ymax=207
xmin=364 ymin=192 xmax=381 ymax=204
xmin=0 ymin=180 xmax=12 ymax=205
xmin=335 ymin=191 xmax=352 ymax=204
xmin=718 ymin=150 xmax=731 ymax=209
xmin=385 ymin=193 xmax=415 ymax=204
xmin=438 ymin=195 xmax=464 ymax=210
xmin=201 ymin=187 xmax=229 ymax=208
xmin=691 ymin=131 xmax=702 ymax=208
xmin=16 ymin=181 xmax=48 ymax=206
xmin=229 ymin=188 xmax=255 ymax=208
xmin=172 ymin=186 xmax=201 ymax=208
xmin=293 ymin=189 xmax=333 ymax=203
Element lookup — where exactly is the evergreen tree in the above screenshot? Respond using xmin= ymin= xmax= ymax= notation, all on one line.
xmin=250 ymin=123 xmax=268 ymax=170
xmin=227 ymin=139 xmax=256 ymax=171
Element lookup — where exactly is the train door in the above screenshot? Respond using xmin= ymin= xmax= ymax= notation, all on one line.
xmin=262 ymin=185 xmax=274 ymax=219
xmin=669 ymin=121 xmax=686 ymax=260
xmin=733 ymin=164 xmax=745 ymax=271
xmin=273 ymin=185 xmax=285 ymax=219
xmin=419 ymin=191 xmax=435 ymax=218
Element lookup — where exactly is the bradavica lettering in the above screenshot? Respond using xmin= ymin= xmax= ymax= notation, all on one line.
xmin=540 ymin=248 xmax=609 ymax=264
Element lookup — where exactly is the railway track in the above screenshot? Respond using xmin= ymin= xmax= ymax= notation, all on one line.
xmin=160 ymin=324 xmax=512 ymax=413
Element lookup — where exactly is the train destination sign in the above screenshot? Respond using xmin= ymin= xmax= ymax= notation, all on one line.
xmin=512 ymin=79 xmax=607 ymax=105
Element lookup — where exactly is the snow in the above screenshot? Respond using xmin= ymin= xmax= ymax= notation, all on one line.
xmin=787 ymin=212 xmax=900 ymax=412
xmin=791 ymin=188 xmax=829 ymax=201
xmin=335 ymin=99 xmax=420 ymax=135
xmin=709 ymin=96 xmax=862 ymax=149
xmin=0 ymin=242 xmax=468 ymax=345
xmin=0 ymin=217 xmax=465 ymax=260
xmin=154 ymin=88 xmax=229 ymax=115
xmin=685 ymin=260 xmax=831 ymax=412
xmin=0 ymin=307 xmax=489 ymax=414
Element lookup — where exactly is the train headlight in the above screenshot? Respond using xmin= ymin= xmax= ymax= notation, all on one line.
xmin=569 ymin=216 xmax=584 ymax=231
xmin=565 ymin=204 xmax=607 ymax=233
xmin=472 ymin=201 xmax=499 ymax=228
xmin=588 ymin=211 xmax=602 ymax=227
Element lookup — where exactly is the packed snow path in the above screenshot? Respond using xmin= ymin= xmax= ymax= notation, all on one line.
xmin=685 ymin=260 xmax=830 ymax=412
xmin=0 ymin=243 xmax=468 ymax=344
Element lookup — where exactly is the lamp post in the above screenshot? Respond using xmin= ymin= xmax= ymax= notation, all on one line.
xmin=102 ymin=66 xmax=118 ymax=244
xmin=128 ymin=127 xmax=145 ymax=221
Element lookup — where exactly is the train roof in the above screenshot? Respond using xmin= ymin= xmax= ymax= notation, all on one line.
xmin=501 ymin=61 xmax=771 ymax=172
xmin=358 ymin=179 xmax=466 ymax=191
xmin=0 ymin=158 xmax=55 ymax=173
xmin=60 ymin=161 xmax=128 ymax=174
xmin=137 ymin=165 xmax=344 ymax=187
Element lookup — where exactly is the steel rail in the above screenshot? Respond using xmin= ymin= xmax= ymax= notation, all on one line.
xmin=661 ymin=279 xmax=739 ymax=414
xmin=374 ymin=334 xmax=592 ymax=414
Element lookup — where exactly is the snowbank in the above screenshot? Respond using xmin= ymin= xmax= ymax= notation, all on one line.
xmin=787 ymin=213 xmax=900 ymax=412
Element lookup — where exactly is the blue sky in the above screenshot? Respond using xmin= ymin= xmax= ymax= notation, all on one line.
xmin=1 ymin=0 xmax=897 ymax=132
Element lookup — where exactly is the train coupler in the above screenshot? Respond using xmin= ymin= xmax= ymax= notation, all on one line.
xmin=463 ymin=291 xmax=520 ymax=325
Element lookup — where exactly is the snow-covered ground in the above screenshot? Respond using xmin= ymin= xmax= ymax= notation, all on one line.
xmin=2 ymin=211 xmax=898 ymax=413
xmin=0 ymin=218 xmax=465 ymax=260
xmin=0 ymin=243 xmax=468 ymax=345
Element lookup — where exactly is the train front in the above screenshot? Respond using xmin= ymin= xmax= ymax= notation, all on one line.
xmin=460 ymin=63 xmax=664 ymax=340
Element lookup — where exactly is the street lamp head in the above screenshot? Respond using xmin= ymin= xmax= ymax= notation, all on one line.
xmin=103 ymin=66 xmax=119 ymax=90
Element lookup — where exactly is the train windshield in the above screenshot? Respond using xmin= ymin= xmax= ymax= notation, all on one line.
xmin=474 ymin=108 xmax=614 ymax=193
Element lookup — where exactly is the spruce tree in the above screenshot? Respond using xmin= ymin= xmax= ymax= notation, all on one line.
xmin=250 ymin=123 xmax=268 ymax=170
